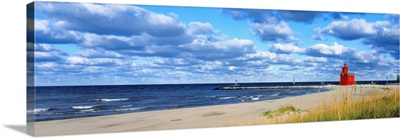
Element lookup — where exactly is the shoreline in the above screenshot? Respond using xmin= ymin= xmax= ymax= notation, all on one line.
xmin=32 ymin=85 xmax=398 ymax=136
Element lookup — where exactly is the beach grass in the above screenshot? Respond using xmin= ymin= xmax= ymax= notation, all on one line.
xmin=262 ymin=105 xmax=300 ymax=117
xmin=224 ymin=85 xmax=399 ymax=127
xmin=251 ymin=85 xmax=400 ymax=126
xmin=285 ymin=86 xmax=399 ymax=123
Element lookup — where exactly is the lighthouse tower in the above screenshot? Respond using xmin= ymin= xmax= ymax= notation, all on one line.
xmin=340 ymin=64 xmax=355 ymax=85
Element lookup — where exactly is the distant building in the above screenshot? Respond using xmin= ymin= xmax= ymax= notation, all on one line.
xmin=340 ymin=64 xmax=355 ymax=85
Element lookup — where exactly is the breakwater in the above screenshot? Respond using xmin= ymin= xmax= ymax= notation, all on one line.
xmin=214 ymin=85 xmax=336 ymax=90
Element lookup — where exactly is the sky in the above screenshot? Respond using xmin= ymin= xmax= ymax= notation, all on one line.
xmin=28 ymin=2 xmax=400 ymax=86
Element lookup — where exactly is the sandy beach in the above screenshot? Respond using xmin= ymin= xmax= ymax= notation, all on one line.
xmin=32 ymin=85 xmax=398 ymax=136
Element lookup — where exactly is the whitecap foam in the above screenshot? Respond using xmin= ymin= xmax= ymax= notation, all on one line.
xmin=79 ymin=109 xmax=95 ymax=112
xmin=27 ymin=108 xmax=50 ymax=114
xmin=218 ymin=96 xmax=236 ymax=100
xmin=116 ymin=107 xmax=143 ymax=112
xmin=96 ymin=109 xmax=114 ymax=113
xmin=35 ymin=108 xmax=50 ymax=112
xmin=96 ymin=98 xmax=129 ymax=102
xmin=72 ymin=106 xmax=95 ymax=109
xmin=120 ymin=105 xmax=133 ymax=108
xmin=270 ymin=93 xmax=280 ymax=96
xmin=251 ymin=97 xmax=260 ymax=101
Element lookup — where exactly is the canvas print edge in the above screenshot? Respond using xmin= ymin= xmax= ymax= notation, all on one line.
xmin=28 ymin=0 xmax=398 ymax=137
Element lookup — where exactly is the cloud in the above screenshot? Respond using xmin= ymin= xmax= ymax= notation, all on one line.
xmin=222 ymin=9 xmax=299 ymax=43
xmin=78 ymin=48 xmax=126 ymax=58
xmin=222 ymin=9 xmax=321 ymax=24
xmin=322 ymin=19 xmax=399 ymax=58
xmin=221 ymin=9 xmax=269 ymax=23
xmin=36 ymin=62 xmax=60 ymax=69
xmin=386 ymin=14 xmax=399 ymax=24
xmin=330 ymin=12 xmax=365 ymax=20
xmin=312 ymin=27 xmax=327 ymax=41
xmin=152 ymin=58 xmax=201 ymax=68
xmin=36 ymin=2 xmax=187 ymax=37
xmin=35 ymin=2 xmax=195 ymax=49
xmin=80 ymin=33 xmax=145 ymax=50
xmin=250 ymin=21 xmax=297 ymax=43
xmin=81 ymin=36 xmax=258 ymax=60
xmin=304 ymin=56 xmax=328 ymax=63
xmin=362 ymin=24 xmax=399 ymax=58
xmin=188 ymin=22 xmax=218 ymax=35
xmin=279 ymin=10 xmax=321 ymax=23
xmin=268 ymin=43 xmax=305 ymax=54
xmin=33 ymin=44 xmax=68 ymax=62
xmin=322 ymin=19 xmax=375 ymax=40
xmin=305 ymin=42 xmax=354 ymax=57
xmin=180 ymin=38 xmax=257 ymax=61
xmin=241 ymin=51 xmax=301 ymax=65
xmin=239 ymin=51 xmax=276 ymax=61
xmin=67 ymin=56 xmax=124 ymax=66
xmin=302 ymin=42 xmax=398 ymax=79
xmin=34 ymin=20 xmax=83 ymax=44
xmin=34 ymin=41 xmax=399 ymax=85
xmin=313 ymin=35 xmax=327 ymax=41
xmin=65 ymin=28 xmax=258 ymax=65
xmin=279 ymin=66 xmax=303 ymax=71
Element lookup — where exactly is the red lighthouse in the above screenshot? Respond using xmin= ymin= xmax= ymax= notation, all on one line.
xmin=340 ymin=64 xmax=355 ymax=85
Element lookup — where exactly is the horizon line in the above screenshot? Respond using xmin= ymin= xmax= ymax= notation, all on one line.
xmin=31 ymin=79 xmax=398 ymax=87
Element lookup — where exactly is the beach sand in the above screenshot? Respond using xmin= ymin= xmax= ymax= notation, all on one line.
xmin=32 ymin=85 xmax=398 ymax=136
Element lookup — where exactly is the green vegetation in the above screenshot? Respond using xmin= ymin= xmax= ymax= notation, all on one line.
xmin=226 ymin=86 xmax=399 ymax=126
xmin=285 ymin=87 xmax=399 ymax=123
xmin=262 ymin=111 xmax=272 ymax=117
xmin=262 ymin=105 xmax=300 ymax=118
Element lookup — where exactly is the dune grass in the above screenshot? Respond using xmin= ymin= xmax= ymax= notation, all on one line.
xmin=285 ymin=86 xmax=399 ymax=123
xmin=262 ymin=105 xmax=300 ymax=117
xmin=224 ymin=85 xmax=399 ymax=126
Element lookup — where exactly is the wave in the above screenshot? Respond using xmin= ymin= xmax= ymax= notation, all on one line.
xmin=79 ymin=109 xmax=95 ymax=113
xmin=250 ymin=97 xmax=260 ymax=101
xmin=27 ymin=108 xmax=51 ymax=114
xmin=116 ymin=107 xmax=144 ymax=112
xmin=96 ymin=98 xmax=129 ymax=102
xmin=72 ymin=106 xmax=95 ymax=109
xmin=35 ymin=108 xmax=50 ymax=112
xmin=270 ymin=93 xmax=280 ymax=96
xmin=120 ymin=105 xmax=133 ymax=108
xmin=218 ymin=96 xmax=236 ymax=100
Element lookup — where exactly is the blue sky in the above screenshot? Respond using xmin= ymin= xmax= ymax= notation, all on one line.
xmin=29 ymin=2 xmax=399 ymax=86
